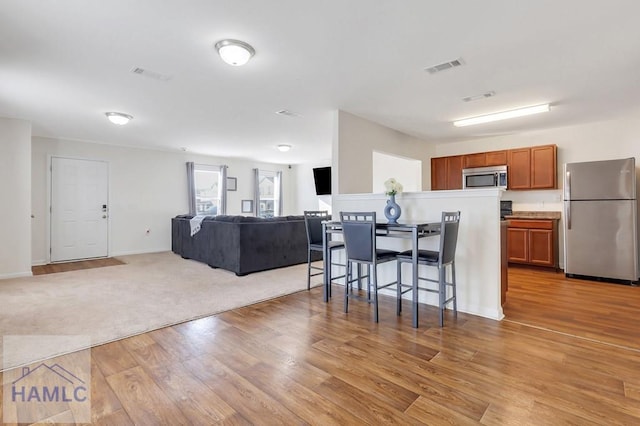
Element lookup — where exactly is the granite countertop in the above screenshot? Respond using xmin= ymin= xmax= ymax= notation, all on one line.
xmin=504 ymin=211 xmax=561 ymax=220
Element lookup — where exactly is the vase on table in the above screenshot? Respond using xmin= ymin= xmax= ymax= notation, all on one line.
xmin=384 ymin=194 xmax=402 ymax=224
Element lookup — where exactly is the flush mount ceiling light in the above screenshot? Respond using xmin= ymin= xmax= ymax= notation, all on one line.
xmin=105 ymin=112 xmax=133 ymax=125
xmin=215 ymin=39 xmax=255 ymax=66
xmin=277 ymin=144 xmax=292 ymax=152
xmin=453 ymin=104 xmax=550 ymax=127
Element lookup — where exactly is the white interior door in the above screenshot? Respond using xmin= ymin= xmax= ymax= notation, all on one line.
xmin=50 ymin=157 xmax=109 ymax=262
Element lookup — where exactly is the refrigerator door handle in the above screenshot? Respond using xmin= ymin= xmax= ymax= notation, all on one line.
xmin=566 ymin=201 xmax=571 ymax=230
xmin=565 ymin=170 xmax=571 ymax=201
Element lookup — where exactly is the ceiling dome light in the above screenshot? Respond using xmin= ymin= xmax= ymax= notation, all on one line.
xmin=215 ymin=39 xmax=255 ymax=66
xmin=277 ymin=144 xmax=292 ymax=152
xmin=105 ymin=112 xmax=133 ymax=125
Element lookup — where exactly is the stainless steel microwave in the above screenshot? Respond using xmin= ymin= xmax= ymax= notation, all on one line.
xmin=462 ymin=165 xmax=508 ymax=189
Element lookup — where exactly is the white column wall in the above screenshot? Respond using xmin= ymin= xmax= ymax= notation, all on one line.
xmin=0 ymin=117 xmax=32 ymax=278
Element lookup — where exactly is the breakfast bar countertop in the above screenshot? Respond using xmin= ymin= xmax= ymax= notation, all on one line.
xmin=504 ymin=211 xmax=561 ymax=220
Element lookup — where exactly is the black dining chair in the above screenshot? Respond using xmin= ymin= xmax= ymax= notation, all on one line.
xmin=396 ymin=211 xmax=461 ymax=327
xmin=303 ymin=211 xmax=345 ymax=295
xmin=340 ymin=211 xmax=399 ymax=323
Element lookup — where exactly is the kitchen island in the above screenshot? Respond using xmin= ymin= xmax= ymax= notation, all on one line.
xmin=332 ymin=188 xmax=505 ymax=321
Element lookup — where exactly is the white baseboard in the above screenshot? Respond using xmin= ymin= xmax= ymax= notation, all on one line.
xmin=110 ymin=248 xmax=170 ymax=257
xmin=0 ymin=271 xmax=33 ymax=280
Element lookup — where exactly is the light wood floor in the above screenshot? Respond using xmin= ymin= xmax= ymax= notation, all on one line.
xmin=2 ymin=267 xmax=639 ymax=424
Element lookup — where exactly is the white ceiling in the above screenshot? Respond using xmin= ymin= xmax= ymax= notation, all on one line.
xmin=2 ymin=1 xmax=640 ymax=164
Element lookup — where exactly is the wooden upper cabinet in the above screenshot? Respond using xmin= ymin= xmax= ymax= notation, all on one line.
xmin=463 ymin=150 xmax=508 ymax=169
xmin=431 ymin=144 xmax=556 ymax=191
xmin=508 ymin=148 xmax=532 ymax=189
xmin=447 ymin=155 xmax=463 ymax=189
xmin=463 ymin=153 xmax=486 ymax=169
xmin=485 ymin=150 xmax=508 ymax=166
xmin=508 ymin=144 xmax=557 ymax=190
xmin=431 ymin=157 xmax=448 ymax=190
xmin=531 ymin=145 xmax=557 ymax=189
xmin=431 ymin=155 xmax=463 ymax=190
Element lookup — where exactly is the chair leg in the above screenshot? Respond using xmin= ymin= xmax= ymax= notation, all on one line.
xmin=451 ymin=261 xmax=457 ymax=317
xmin=396 ymin=261 xmax=402 ymax=315
xmin=344 ymin=261 xmax=351 ymax=313
xmin=306 ymin=249 xmax=312 ymax=290
xmin=366 ymin=264 xmax=372 ymax=302
xmin=439 ymin=266 xmax=446 ymax=327
xmin=327 ymin=249 xmax=332 ymax=298
xmin=372 ymin=265 xmax=379 ymax=323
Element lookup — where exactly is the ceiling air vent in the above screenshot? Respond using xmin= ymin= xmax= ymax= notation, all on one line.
xmin=462 ymin=91 xmax=496 ymax=102
xmin=424 ymin=57 xmax=465 ymax=74
xmin=275 ymin=109 xmax=301 ymax=117
xmin=130 ymin=67 xmax=172 ymax=81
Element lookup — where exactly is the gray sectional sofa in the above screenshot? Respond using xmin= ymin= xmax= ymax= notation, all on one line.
xmin=171 ymin=215 xmax=321 ymax=276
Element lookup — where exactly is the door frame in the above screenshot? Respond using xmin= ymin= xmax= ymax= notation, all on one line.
xmin=47 ymin=155 xmax=111 ymax=263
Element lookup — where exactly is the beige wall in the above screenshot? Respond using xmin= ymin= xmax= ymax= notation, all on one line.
xmin=0 ymin=117 xmax=32 ymax=278
xmin=334 ymin=111 xmax=435 ymax=194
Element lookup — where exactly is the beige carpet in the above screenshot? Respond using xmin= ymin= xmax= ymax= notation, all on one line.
xmin=0 ymin=252 xmax=315 ymax=371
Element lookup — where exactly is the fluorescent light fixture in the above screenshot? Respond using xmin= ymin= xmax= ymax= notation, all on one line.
xmin=453 ymin=104 xmax=550 ymax=127
xmin=277 ymin=144 xmax=292 ymax=152
xmin=215 ymin=39 xmax=255 ymax=66
xmin=105 ymin=112 xmax=133 ymax=125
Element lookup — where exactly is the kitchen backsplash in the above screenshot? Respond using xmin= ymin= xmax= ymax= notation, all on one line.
xmin=503 ymin=189 xmax=563 ymax=212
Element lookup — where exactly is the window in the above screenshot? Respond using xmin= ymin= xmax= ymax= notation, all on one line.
xmin=254 ymin=169 xmax=282 ymax=218
xmin=187 ymin=163 xmax=227 ymax=216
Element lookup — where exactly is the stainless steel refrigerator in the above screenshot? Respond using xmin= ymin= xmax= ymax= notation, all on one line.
xmin=564 ymin=158 xmax=639 ymax=283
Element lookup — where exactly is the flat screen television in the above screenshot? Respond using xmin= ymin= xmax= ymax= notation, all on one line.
xmin=312 ymin=167 xmax=331 ymax=195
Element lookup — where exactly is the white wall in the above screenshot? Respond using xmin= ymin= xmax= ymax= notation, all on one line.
xmin=31 ymin=137 xmax=297 ymax=264
xmin=372 ymin=151 xmax=422 ymax=193
xmin=333 ymin=189 xmax=504 ymax=321
xmin=0 ymin=118 xmax=32 ymax=278
xmin=334 ymin=111 xmax=435 ymax=194
xmin=291 ymin=162 xmax=332 ymax=214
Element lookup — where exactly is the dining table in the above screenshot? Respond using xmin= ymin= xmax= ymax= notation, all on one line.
xmin=321 ymin=220 xmax=441 ymax=328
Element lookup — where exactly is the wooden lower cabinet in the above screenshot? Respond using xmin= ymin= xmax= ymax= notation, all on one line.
xmin=507 ymin=219 xmax=558 ymax=268
xmin=507 ymin=228 xmax=529 ymax=263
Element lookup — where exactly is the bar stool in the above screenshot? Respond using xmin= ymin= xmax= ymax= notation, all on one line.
xmin=303 ymin=211 xmax=345 ymax=296
xmin=340 ymin=211 xmax=399 ymax=323
xmin=396 ymin=211 xmax=461 ymax=327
